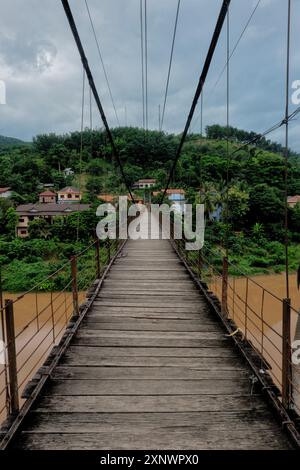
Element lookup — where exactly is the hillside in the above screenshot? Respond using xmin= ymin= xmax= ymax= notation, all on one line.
xmin=0 ymin=134 xmax=27 ymax=148
xmin=1 ymin=124 xmax=300 ymax=290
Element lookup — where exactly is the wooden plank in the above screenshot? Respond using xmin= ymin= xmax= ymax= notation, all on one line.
xmin=80 ymin=320 xmax=221 ymax=332
xmin=65 ymin=345 xmax=238 ymax=358
xmin=114 ymin=255 xmax=182 ymax=262
xmin=93 ymin=299 xmax=210 ymax=308
xmin=111 ymin=267 xmax=185 ymax=271
xmin=11 ymin=428 xmax=292 ymax=450
xmin=45 ymin=378 xmax=253 ymax=396
xmin=97 ymin=296 xmax=202 ymax=304
xmin=92 ymin=303 xmax=207 ymax=313
xmin=19 ymin=410 xmax=281 ymax=433
xmin=60 ymin=354 xmax=242 ymax=368
xmin=70 ymin=336 xmax=229 ymax=348
xmin=5 ymin=235 xmax=294 ymax=451
xmin=99 ymin=289 xmax=199 ymax=296
xmin=87 ymin=311 xmax=209 ymax=320
xmin=74 ymin=330 xmax=224 ymax=339
xmin=31 ymin=394 xmax=268 ymax=413
xmin=51 ymin=366 xmax=249 ymax=380
xmin=106 ymin=273 xmax=190 ymax=280
xmin=101 ymin=282 xmax=196 ymax=290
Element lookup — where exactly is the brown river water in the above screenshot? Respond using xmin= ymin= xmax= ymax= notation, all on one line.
xmin=0 ymin=274 xmax=300 ymax=423
xmin=0 ymin=290 xmax=87 ymax=423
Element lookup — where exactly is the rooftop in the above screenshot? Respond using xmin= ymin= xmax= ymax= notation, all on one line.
xmin=58 ymin=186 xmax=81 ymax=194
xmin=16 ymin=203 xmax=90 ymax=216
xmin=39 ymin=190 xmax=56 ymax=197
xmin=97 ymin=194 xmax=117 ymax=203
xmin=137 ymin=179 xmax=157 ymax=183
xmin=0 ymin=187 xmax=11 ymax=193
xmin=166 ymin=189 xmax=185 ymax=195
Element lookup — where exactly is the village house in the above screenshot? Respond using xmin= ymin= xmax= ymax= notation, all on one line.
xmin=63 ymin=167 xmax=74 ymax=177
xmin=97 ymin=193 xmax=144 ymax=205
xmin=16 ymin=203 xmax=90 ymax=238
xmin=166 ymin=188 xmax=185 ymax=200
xmin=133 ymin=179 xmax=157 ymax=189
xmin=39 ymin=190 xmax=56 ymax=204
xmin=151 ymin=188 xmax=186 ymax=212
xmin=287 ymin=195 xmax=300 ymax=208
xmin=97 ymin=194 xmax=118 ymax=204
xmin=0 ymin=187 xmax=12 ymax=199
xmin=152 ymin=188 xmax=185 ymax=200
xmin=57 ymin=186 xmax=82 ymax=203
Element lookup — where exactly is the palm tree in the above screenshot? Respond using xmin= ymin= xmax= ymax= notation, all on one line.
xmin=196 ymin=182 xmax=220 ymax=220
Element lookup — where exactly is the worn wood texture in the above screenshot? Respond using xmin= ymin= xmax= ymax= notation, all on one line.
xmin=10 ymin=239 xmax=293 ymax=450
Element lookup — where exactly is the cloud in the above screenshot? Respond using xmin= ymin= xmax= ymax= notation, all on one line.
xmin=0 ymin=0 xmax=299 ymax=153
xmin=0 ymin=33 xmax=57 ymax=73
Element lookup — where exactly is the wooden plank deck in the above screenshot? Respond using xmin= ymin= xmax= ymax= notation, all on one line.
xmin=9 ymin=239 xmax=293 ymax=450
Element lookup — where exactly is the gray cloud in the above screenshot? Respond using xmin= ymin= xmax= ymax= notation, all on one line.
xmin=0 ymin=0 xmax=299 ymax=152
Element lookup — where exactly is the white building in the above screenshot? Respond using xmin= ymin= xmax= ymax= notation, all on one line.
xmin=134 ymin=179 xmax=157 ymax=189
xmin=0 ymin=187 xmax=12 ymax=199
xmin=63 ymin=168 xmax=74 ymax=177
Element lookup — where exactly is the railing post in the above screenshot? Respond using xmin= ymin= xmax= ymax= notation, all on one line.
xmin=107 ymin=238 xmax=111 ymax=262
xmin=244 ymin=277 xmax=249 ymax=338
xmin=0 ymin=265 xmax=3 ymax=313
xmin=5 ymin=299 xmax=19 ymax=415
xmin=50 ymin=291 xmax=56 ymax=343
xmin=95 ymin=239 xmax=101 ymax=279
xmin=282 ymin=297 xmax=292 ymax=409
xmin=221 ymin=256 xmax=228 ymax=317
xmin=198 ymin=250 xmax=202 ymax=279
xmin=71 ymin=256 xmax=79 ymax=317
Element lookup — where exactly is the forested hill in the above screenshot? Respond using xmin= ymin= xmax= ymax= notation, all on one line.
xmin=1 ymin=124 xmax=300 ymax=199
xmin=0 ymin=135 xmax=27 ymax=148
xmin=1 ymin=124 xmax=300 ymax=288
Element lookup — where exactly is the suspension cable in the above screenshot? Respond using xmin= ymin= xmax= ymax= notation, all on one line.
xmin=160 ymin=0 xmax=181 ymax=131
xmin=77 ymin=67 xmax=85 ymax=242
xmin=84 ymin=0 xmax=120 ymax=127
xmin=225 ymin=8 xmax=230 ymax=258
xmin=89 ymin=84 xmax=93 ymax=162
xmin=211 ymin=0 xmax=261 ymax=95
xmin=140 ymin=0 xmax=145 ymax=129
xmin=192 ymin=0 xmax=261 ymax=133
xmin=89 ymin=85 xmax=93 ymax=130
xmin=284 ymin=0 xmax=291 ymax=300
xmin=200 ymin=90 xmax=204 ymax=136
xmin=216 ymin=105 xmax=300 ymax=175
xmin=61 ymin=0 xmax=135 ymax=202
xmin=160 ymin=0 xmax=231 ymax=203
xmin=144 ymin=0 xmax=149 ymax=130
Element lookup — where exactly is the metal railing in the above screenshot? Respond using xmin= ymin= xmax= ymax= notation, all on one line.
xmin=171 ymin=235 xmax=300 ymax=419
xmin=0 ymin=237 xmax=122 ymax=425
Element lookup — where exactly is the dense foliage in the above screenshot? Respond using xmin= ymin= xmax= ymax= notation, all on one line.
xmin=1 ymin=124 xmax=300 ymax=289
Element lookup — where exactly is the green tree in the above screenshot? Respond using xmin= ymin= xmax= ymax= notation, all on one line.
xmin=28 ymin=218 xmax=52 ymax=240
xmin=86 ymin=176 xmax=103 ymax=196
xmin=225 ymin=185 xmax=250 ymax=228
xmin=5 ymin=207 xmax=18 ymax=238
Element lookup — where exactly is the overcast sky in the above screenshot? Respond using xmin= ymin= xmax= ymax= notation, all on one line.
xmin=0 ymin=0 xmax=300 ymax=151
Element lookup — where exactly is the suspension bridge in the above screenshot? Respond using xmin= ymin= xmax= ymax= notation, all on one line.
xmin=0 ymin=0 xmax=300 ymax=450
xmin=0 ymin=211 xmax=299 ymax=449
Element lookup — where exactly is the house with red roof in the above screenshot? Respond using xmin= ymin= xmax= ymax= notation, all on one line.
xmin=39 ymin=190 xmax=56 ymax=204
xmin=287 ymin=195 xmax=300 ymax=208
xmin=57 ymin=186 xmax=82 ymax=203
xmin=0 ymin=187 xmax=12 ymax=199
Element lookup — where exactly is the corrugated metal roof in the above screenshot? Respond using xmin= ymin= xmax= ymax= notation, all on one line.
xmin=16 ymin=203 xmax=90 ymax=215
